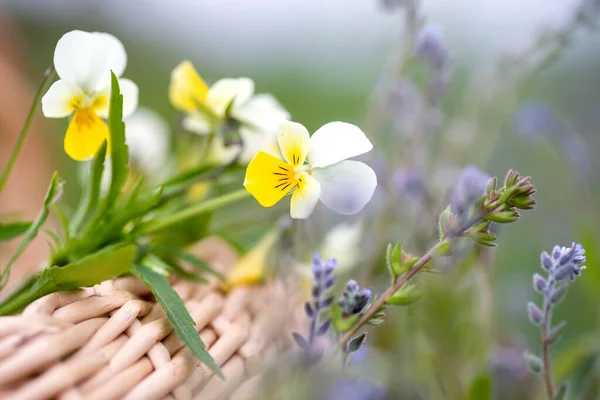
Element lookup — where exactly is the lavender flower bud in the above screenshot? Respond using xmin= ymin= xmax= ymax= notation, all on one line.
xmin=415 ymin=25 xmax=449 ymax=71
xmin=324 ymin=258 xmax=337 ymax=276
xmin=527 ymin=302 xmax=543 ymax=325
xmin=449 ymin=165 xmax=491 ymax=218
xmin=540 ymin=251 xmax=553 ymax=271
xmin=339 ymin=281 xmax=373 ymax=316
xmin=550 ymin=286 xmax=567 ymax=304
xmin=533 ymin=273 xmax=547 ymax=292
xmin=346 ymin=279 xmax=359 ymax=292
xmin=553 ymin=266 xmax=572 ymax=281
xmin=552 ymin=246 xmax=562 ymax=260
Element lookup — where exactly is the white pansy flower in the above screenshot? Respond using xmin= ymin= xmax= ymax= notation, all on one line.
xmin=169 ymin=61 xmax=289 ymax=163
xmin=124 ymin=107 xmax=172 ymax=178
xmin=244 ymin=120 xmax=377 ymax=219
xmin=41 ymin=30 xmax=138 ymax=161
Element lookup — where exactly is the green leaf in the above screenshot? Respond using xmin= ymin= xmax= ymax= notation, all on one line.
xmin=105 ymin=71 xmax=129 ymax=210
xmin=152 ymin=245 xmax=225 ymax=281
xmin=0 ymin=243 xmax=136 ymax=315
xmin=468 ymin=373 xmax=492 ymax=400
xmin=523 ymin=351 xmax=543 ymax=375
xmin=555 ymin=381 xmax=568 ymax=400
xmin=69 ymin=141 xmax=107 ymax=235
xmin=347 ymin=333 xmax=367 ymax=353
xmin=0 ymin=172 xmax=62 ymax=290
xmin=0 ymin=221 xmax=32 ymax=241
xmin=387 ymin=283 xmax=421 ymax=306
xmin=331 ymin=302 xmax=360 ymax=333
xmin=144 ymin=253 xmax=207 ymax=283
xmin=134 ymin=264 xmax=222 ymax=377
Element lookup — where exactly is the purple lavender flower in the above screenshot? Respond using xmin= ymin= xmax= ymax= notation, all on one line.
xmin=524 ymin=242 xmax=587 ymax=394
xmin=339 ymin=280 xmax=373 ymax=317
xmin=449 ymin=165 xmax=491 ymax=218
xmin=292 ymin=254 xmax=336 ymax=359
xmin=514 ymin=100 xmax=590 ymax=180
xmin=415 ymin=25 xmax=449 ymax=71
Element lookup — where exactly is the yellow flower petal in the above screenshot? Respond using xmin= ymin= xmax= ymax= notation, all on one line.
xmin=244 ymin=151 xmax=296 ymax=207
xmin=169 ymin=60 xmax=209 ymax=112
xmin=277 ymin=121 xmax=310 ymax=167
xmin=64 ymin=109 xmax=110 ymax=161
xmin=226 ymin=231 xmax=277 ymax=288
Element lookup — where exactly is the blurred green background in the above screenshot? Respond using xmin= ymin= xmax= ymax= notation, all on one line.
xmin=2 ymin=0 xmax=600 ymax=398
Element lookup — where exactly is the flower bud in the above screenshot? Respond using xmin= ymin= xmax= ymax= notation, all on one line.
xmin=527 ymin=302 xmax=543 ymax=325
xmin=533 ymin=273 xmax=547 ymax=292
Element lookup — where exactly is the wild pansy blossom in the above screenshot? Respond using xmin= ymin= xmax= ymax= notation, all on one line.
xmin=41 ymin=30 xmax=138 ymax=161
xmin=244 ymin=121 xmax=377 ymax=219
xmin=169 ymin=61 xmax=289 ymax=163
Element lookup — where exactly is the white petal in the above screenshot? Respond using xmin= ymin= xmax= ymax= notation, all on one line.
xmin=207 ymin=78 xmax=254 ymax=116
xmin=93 ymin=32 xmax=127 ymax=87
xmin=311 ymin=160 xmax=377 ymax=215
xmin=41 ymin=79 xmax=83 ymax=118
xmin=290 ymin=172 xmax=321 ymax=219
xmin=238 ymin=127 xmax=280 ymax=163
xmin=277 ymin=121 xmax=310 ymax=167
xmin=182 ymin=113 xmax=211 ymax=135
xmin=233 ymin=94 xmax=289 ymax=131
xmin=54 ymin=30 xmax=126 ymax=91
xmin=124 ymin=107 xmax=171 ymax=176
xmin=119 ymin=79 xmax=139 ymax=118
xmin=308 ymin=122 xmax=373 ymax=168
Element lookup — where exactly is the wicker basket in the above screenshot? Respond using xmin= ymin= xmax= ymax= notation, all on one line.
xmin=0 ymin=238 xmax=299 ymax=400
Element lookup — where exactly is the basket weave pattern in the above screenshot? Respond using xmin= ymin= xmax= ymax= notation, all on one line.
xmin=0 ymin=242 xmax=295 ymax=400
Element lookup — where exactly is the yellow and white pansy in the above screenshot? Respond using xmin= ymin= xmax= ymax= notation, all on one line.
xmin=41 ymin=30 xmax=138 ymax=161
xmin=244 ymin=121 xmax=377 ymax=219
xmin=169 ymin=61 xmax=289 ymax=163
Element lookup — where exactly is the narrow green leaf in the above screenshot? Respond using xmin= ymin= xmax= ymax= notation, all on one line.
xmin=134 ymin=264 xmax=222 ymax=377
xmin=105 ymin=71 xmax=129 ymax=210
xmin=0 ymin=172 xmax=62 ymax=290
xmin=347 ymin=333 xmax=367 ymax=353
xmin=0 ymin=243 xmax=136 ymax=315
xmin=144 ymin=253 xmax=207 ymax=283
xmin=554 ymin=381 xmax=568 ymax=400
xmin=468 ymin=373 xmax=492 ymax=400
xmin=152 ymin=246 xmax=225 ymax=281
xmin=69 ymin=141 xmax=107 ymax=235
xmin=0 ymin=221 xmax=31 ymax=241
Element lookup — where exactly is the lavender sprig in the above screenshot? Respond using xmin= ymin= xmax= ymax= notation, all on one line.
xmin=337 ymin=280 xmax=373 ymax=367
xmin=292 ymin=254 xmax=336 ymax=361
xmin=524 ymin=243 xmax=587 ymax=400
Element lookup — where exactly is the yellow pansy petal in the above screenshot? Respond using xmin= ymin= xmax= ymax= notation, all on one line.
xmin=277 ymin=121 xmax=310 ymax=167
xmin=169 ymin=60 xmax=209 ymax=112
xmin=290 ymin=172 xmax=321 ymax=219
xmin=244 ymin=151 xmax=296 ymax=207
xmin=64 ymin=109 xmax=110 ymax=161
xmin=225 ymin=231 xmax=277 ymax=288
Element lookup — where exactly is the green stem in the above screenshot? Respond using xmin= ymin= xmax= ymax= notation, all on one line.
xmin=0 ymin=66 xmax=56 ymax=197
xmin=132 ymin=188 xmax=251 ymax=237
